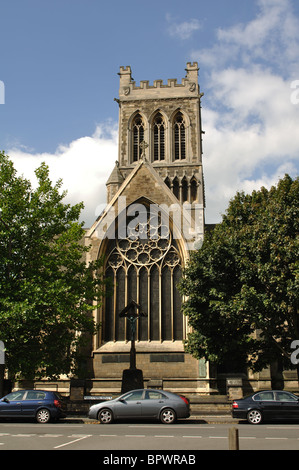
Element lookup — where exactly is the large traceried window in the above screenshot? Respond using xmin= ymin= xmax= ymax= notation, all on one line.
xmin=174 ymin=111 xmax=186 ymax=160
xmin=132 ymin=113 xmax=144 ymax=162
xmin=153 ymin=112 xmax=165 ymax=161
xmin=103 ymin=204 xmax=184 ymax=343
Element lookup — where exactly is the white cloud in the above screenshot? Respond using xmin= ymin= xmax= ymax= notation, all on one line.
xmin=166 ymin=14 xmax=202 ymax=40
xmin=191 ymin=0 xmax=299 ymax=223
xmin=7 ymin=0 xmax=299 ymax=229
xmin=8 ymin=122 xmax=118 ymax=227
xmin=209 ymin=0 xmax=299 ymax=74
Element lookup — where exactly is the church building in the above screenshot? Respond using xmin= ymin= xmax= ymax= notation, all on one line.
xmin=84 ymin=63 xmax=213 ymax=395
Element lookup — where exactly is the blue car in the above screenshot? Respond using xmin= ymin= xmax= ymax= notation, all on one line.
xmin=0 ymin=389 xmax=67 ymax=423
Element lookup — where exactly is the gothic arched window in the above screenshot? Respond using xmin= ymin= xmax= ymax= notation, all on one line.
xmin=132 ymin=113 xmax=144 ymax=162
xmin=103 ymin=204 xmax=184 ymax=343
xmin=153 ymin=112 xmax=165 ymax=161
xmin=174 ymin=111 xmax=186 ymax=160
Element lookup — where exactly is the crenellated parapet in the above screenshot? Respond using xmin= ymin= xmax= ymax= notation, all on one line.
xmin=118 ymin=62 xmax=201 ymax=100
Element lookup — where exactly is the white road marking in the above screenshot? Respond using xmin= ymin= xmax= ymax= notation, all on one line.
xmin=54 ymin=435 xmax=91 ymax=449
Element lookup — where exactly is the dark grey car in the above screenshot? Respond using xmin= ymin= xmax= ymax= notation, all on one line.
xmin=232 ymin=390 xmax=299 ymax=424
xmin=88 ymin=389 xmax=190 ymax=424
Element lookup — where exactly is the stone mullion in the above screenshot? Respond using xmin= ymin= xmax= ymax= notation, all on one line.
xmin=147 ymin=267 xmax=151 ymax=341
xmin=136 ymin=269 xmax=140 ymax=341
xmin=171 ymin=268 xmax=174 ymax=341
xmin=159 ymin=265 xmax=162 ymax=342
xmin=179 ymin=181 xmax=183 ymax=204
xmin=179 ymin=124 xmax=182 ymax=159
xmin=125 ymin=269 xmax=128 ymax=341
xmin=187 ymin=179 xmax=191 ymax=203
xmin=113 ymin=270 xmax=117 ymax=342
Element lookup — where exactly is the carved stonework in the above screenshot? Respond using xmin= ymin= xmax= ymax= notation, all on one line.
xmin=85 ymin=63 xmax=207 ymax=395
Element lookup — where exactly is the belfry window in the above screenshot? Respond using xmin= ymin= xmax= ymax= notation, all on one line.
xmin=174 ymin=111 xmax=186 ymax=160
xmin=153 ymin=112 xmax=165 ymax=161
xmin=132 ymin=114 xmax=144 ymax=162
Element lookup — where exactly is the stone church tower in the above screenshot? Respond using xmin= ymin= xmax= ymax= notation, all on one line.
xmin=85 ymin=63 xmax=210 ymax=395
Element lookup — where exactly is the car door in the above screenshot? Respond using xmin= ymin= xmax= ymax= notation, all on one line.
xmin=253 ymin=391 xmax=280 ymax=419
xmin=21 ymin=390 xmax=46 ymax=417
xmin=142 ymin=390 xmax=168 ymax=418
xmin=112 ymin=390 xmax=144 ymax=419
xmin=0 ymin=391 xmax=26 ymax=417
xmin=275 ymin=391 xmax=299 ymax=419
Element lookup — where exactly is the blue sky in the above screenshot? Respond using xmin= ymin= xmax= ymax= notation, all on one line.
xmin=1 ymin=0 xmax=299 ymax=225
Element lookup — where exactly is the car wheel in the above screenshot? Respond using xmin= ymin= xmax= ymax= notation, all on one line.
xmin=247 ymin=409 xmax=262 ymax=424
xmin=98 ymin=408 xmax=113 ymax=424
xmin=36 ymin=408 xmax=51 ymax=424
xmin=160 ymin=408 xmax=176 ymax=424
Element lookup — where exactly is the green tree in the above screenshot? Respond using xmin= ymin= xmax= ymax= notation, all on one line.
xmin=0 ymin=152 xmax=109 ymax=393
xmin=179 ymin=175 xmax=299 ymax=377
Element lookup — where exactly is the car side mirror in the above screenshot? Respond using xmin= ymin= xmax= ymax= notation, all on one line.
xmin=1 ymin=397 xmax=9 ymax=403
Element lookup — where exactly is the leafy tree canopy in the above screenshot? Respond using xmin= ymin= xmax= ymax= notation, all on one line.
xmin=0 ymin=152 xmax=109 ymax=380
xmin=179 ymin=174 xmax=299 ymax=373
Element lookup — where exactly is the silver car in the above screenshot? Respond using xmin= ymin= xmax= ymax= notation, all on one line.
xmin=88 ymin=389 xmax=190 ymax=424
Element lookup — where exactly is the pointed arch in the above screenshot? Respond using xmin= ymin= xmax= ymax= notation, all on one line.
xmin=128 ymin=111 xmax=146 ymax=163
xmin=174 ymin=111 xmax=186 ymax=160
xmin=150 ymin=110 xmax=166 ymax=162
xmin=190 ymin=176 xmax=198 ymax=203
xmin=164 ymin=176 xmax=171 ymax=190
xmin=99 ymin=197 xmax=187 ymax=344
xmin=172 ymin=176 xmax=180 ymax=200
xmin=181 ymin=176 xmax=188 ymax=203
xmin=170 ymin=109 xmax=190 ymax=161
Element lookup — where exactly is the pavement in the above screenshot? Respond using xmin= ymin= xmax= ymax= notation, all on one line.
xmin=64 ymin=414 xmax=239 ymax=425
xmin=65 ymin=395 xmax=238 ymax=424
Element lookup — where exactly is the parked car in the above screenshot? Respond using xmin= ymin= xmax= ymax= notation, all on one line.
xmin=88 ymin=388 xmax=190 ymax=424
xmin=0 ymin=389 xmax=67 ymax=423
xmin=232 ymin=390 xmax=299 ymax=424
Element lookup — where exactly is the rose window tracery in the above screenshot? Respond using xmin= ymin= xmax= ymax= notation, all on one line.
xmin=103 ymin=207 xmax=183 ymax=343
xmin=107 ymin=213 xmax=180 ymax=270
